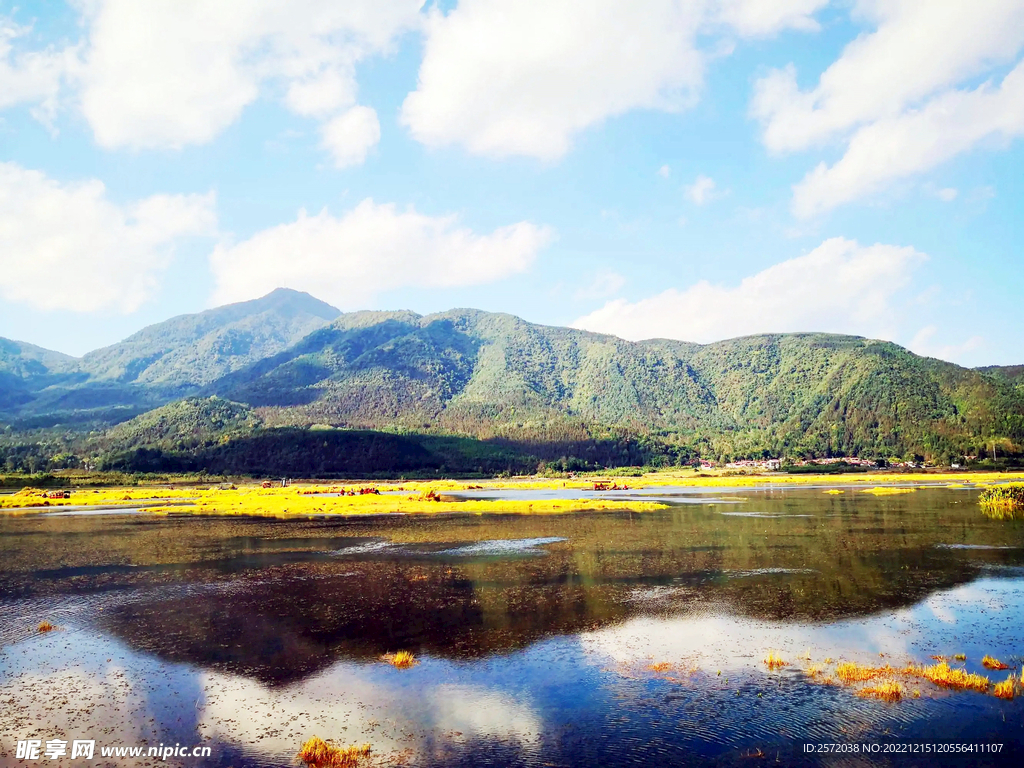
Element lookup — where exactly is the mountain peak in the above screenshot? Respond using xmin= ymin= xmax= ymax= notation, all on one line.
xmin=248 ymin=288 xmax=341 ymax=321
xmin=76 ymin=289 xmax=342 ymax=390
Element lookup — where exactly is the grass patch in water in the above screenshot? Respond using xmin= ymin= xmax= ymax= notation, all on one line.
xmin=297 ymin=737 xmax=371 ymax=768
xmin=979 ymin=485 xmax=1024 ymax=520
xmin=909 ymin=662 xmax=989 ymax=693
xmin=857 ymin=680 xmax=903 ymax=702
xmin=763 ymin=651 xmax=787 ymax=670
xmin=861 ymin=487 xmax=916 ymax=495
xmin=37 ymin=621 xmax=55 ymax=633
xmin=994 ymin=675 xmax=1018 ymax=700
xmin=381 ymin=651 xmax=417 ymax=669
xmin=835 ymin=661 xmax=896 ymax=683
xmin=982 ymin=655 xmax=1009 ymax=670
xmin=814 ymin=657 xmax=1000 ymax=699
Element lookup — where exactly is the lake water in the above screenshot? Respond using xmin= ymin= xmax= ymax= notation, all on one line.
xmin=1 ymin=486 xmax=1023 ymax=766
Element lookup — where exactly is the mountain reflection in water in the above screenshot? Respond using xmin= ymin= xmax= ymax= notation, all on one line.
xmin=1 ymin=487 xmax=1023 ymax=766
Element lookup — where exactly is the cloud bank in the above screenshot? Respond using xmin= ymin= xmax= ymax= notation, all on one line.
xmin=0 ymin=163 xmax=216 ymax=313
xmin=751 ymin=0 xmax=1024 ymax=216
xmin=573 ymin=237 xmax=927 ymax=343
xmin=209 ymin=199 xmax=553 ymax=307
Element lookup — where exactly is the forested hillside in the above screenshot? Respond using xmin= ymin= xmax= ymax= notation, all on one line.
xmin=1 ymin=295 xmax=1022 ymax=475
xmin=0 ymin=289 xmax=340 ymax=427
xmin=202 ymin=309 xmax=1024 ymax=463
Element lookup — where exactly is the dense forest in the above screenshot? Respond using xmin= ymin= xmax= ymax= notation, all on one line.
xmin=2 ymin=289 xmax=1022 ymax=476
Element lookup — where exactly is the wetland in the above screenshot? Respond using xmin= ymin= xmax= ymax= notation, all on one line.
xmin=1 ymin=483 xmax=1023 ymax=766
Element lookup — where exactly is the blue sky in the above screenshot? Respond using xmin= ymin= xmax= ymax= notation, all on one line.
xmin=0 ymin=0 xmax=1022 ymax=366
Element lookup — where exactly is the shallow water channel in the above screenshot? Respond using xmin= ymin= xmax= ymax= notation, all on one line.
xmin=1 ymin=486 xmax=1023 ymax=766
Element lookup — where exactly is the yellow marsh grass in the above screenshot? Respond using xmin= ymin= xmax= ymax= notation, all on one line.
xmin=835 ymin=662 xmax=897 ymax=683
xmin=994 ymin=675 xmax=1017 ymax=700
xmin=297 ymin=737 xmax=371 ymax=768
xmin=6 ymin=470 xmax=1024 ymax=512
xmin=37 ymin=621 xmax=55 ymax=633
xmin=861 ymin=487 xmax=916 ymax=496
xmin=982 ymin=655 xmax=1009 ymax=670
xmin=3 ymin=484 xmax=670 ymax=518
xmin=835 ymin=660 xmax=990 ymax=693
xmin=910 ymin=662 xmax=990 ymax=693
xmin=953 ymin=653 xmax=966 ymax=661
xmin=381 ymin=651 xmax=417 ymax=669
xmin=647 ymin=662 xmax=674 ymax=673
xmin=824 ymin=489 xmax=844 ymax=495
xmin=857 ymin=680 xmax=903 ymax=702
xmin=763 ymin=651 xmax=787 ymax=670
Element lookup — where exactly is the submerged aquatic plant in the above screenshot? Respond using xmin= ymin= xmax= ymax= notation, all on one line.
xmin=381 ymin=651 xmax=417 ymax=669
xmin=982 ymin=655 xmax=1009 ymax=670
xmin=763 ymin=651 xmax=787 ymax=670
xmin=297 ymin=737 xmax=371 ymax=768
xmin=953 ymin=653 xmax=967 ymax=661
xmin=857 ymin=680 xmax=903 ymax=702
xmin=647 ymin=662 xmax=674 ymax=673
xmin=37 ymin=621 xmax=55 ymax=633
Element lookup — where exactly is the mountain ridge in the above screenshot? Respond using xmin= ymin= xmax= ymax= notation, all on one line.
xmin=2 ymin=290 xmax=1022 ymax=471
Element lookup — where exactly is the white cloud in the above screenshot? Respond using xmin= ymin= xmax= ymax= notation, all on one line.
xmin=0 ymin=15 xmax=73 ymax=119
xmin=285 ymin=68 xmax=358 ymax=118
xmin=72 ymin=0 xmax=422 ymax=158
xmin=209 ymin=199 xmax=554 ymax=307
xmin=714 ymin=0 xmax=828 ymax=37
xmin=401 ymin=1 xmax=826 ymax=160
xmin=320 ymin=105 xmax=381 ymax=167
xmin=751 ymin=0 xmax=1024 ymax=215
xmin=574 ymin=269 xmax=626 ymax=301
xmin=401 ymin=0 xmax=706 ymax=160
xmin=657 ymin=164 xmax=671 ymax=178
xmin=4 ymin=1 xmax=829 ymax=164
xmin=684 ymin=174 xmax=718 ymax=204
xmin=0 ymin=162 xmax=216 ymax=313
xmin=573 ymin=237 xmax=926 ymax=343
xmin=791 ymin=61 xmax=1024 ymax=217
xmin=935 ymin=187 xmax=959 ymax=202
xmin=753 ymin=1 xmax=1024 ymax=152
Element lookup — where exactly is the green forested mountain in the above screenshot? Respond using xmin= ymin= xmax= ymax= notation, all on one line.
xmin=79 ymin=287 xmax=340 ymax=390
xmin=2 ymin=297 xmax=1023 ymax=474
xmin=979 ymin=365 xmax=1024 ymax=390
xmin=0 ymin=337 xmax=81 ymax=411
xmin=202 ymin=308 xmax=1024 ymax=462
xmin=0 ymin=289 xmax=340 ymax=426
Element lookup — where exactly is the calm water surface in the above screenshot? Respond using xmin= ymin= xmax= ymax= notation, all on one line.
xmin=1 ymin=486 xmax=1023 ymax=766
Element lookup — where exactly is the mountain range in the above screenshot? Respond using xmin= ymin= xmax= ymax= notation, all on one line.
xmin=2 ymin=288 xmax=1022 ymax=475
